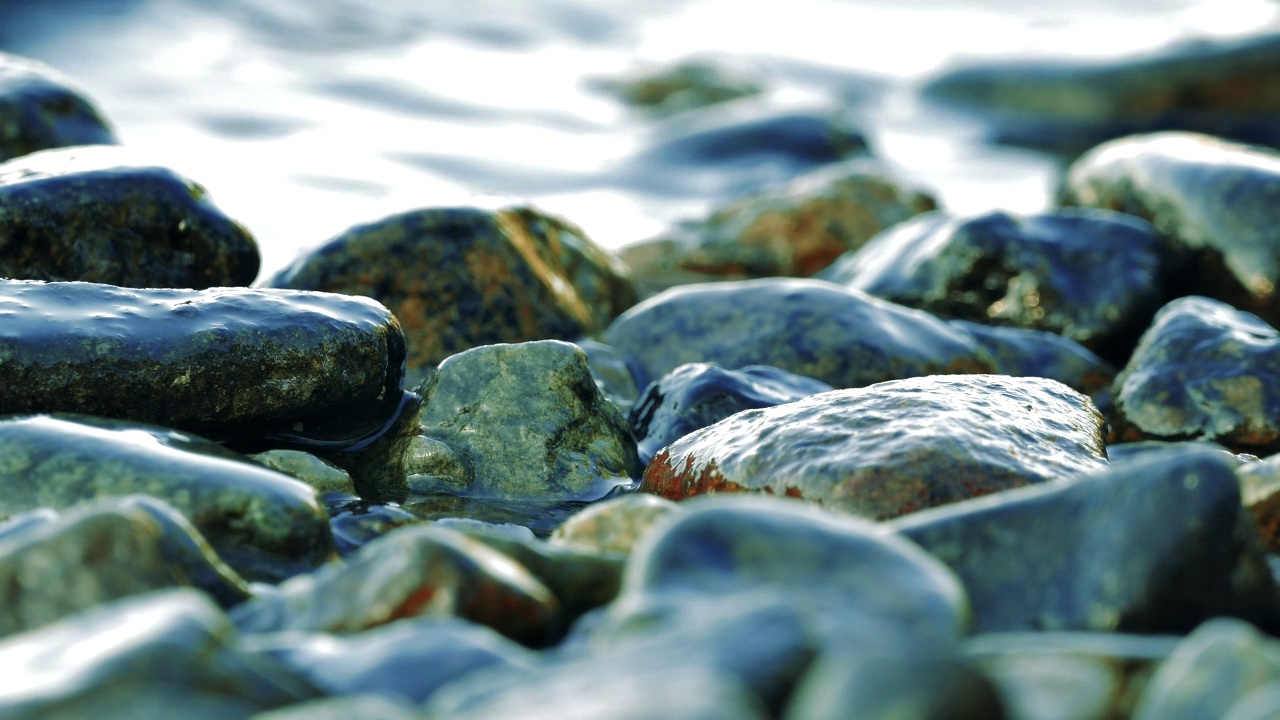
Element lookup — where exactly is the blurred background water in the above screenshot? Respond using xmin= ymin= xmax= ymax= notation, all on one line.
xmin=1 ymin=0 xmax=1276 ymax=279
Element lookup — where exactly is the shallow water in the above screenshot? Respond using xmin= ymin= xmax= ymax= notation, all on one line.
xmin=2 ymin=0 xmax=1277 ymax=279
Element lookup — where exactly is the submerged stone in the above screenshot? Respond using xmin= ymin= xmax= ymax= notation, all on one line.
xmin=643 ymin=375 xmax=1107 ymax=520
xmin=267 ymin=205 xmax=634 ymax=386
xmin=0 ymin=279 xmax=406 ymax=448
xmin=951 ymin=320 xmax=1115 ymax=412
xmin=549 ymin=493 xmax=683 ymax=556
xmin=1110 ymin=296 xmax=1280 ymax=452
xmin=1061 ymin=132 xmax=1280 ymax=325
xmin=0 ymin=415 xmax=335 ymax=583
xmin=0 ymin=52 xmax=116 ymax=163
xmin=891 ymin=446 xmax=1280 ymax=634
xmin=326 ymin=499 xmax=421 ymax=556
xmin=600 ymin=278 xmax=996 ymax=389
xmin=0 ymin=146 xmax=258 ymax=287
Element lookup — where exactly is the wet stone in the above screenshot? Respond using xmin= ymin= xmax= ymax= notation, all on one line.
xmin=891 ymin=446 xmax=1280 ymax=634
xmin=1061 ymin=132 xmax=1280 ymax=325
xmin=230 ymin=524 xmax=562 ymax=648
xmin=0 ymin=589 xmax=320 ymax=719
xmin=0 ymin=146 xmax=259 ymax=288
xmin=621 ymin=159 xmax=937 ymax=296
xmin=0 ymin=52 xmax=117 ymax=163
xmin=819 ymin=209 xmax=1163 ymax=363
xmin=411 ymin=340 xmax=640 ymax=504
xmin=643 ymin=375 xmax=1107 ymax=521
xmin=250 ymin=450 xmax=355 ymax=498
xmin=630 ymin=362 xmax=833 ymax=466
xmin=575 ymin=339 xmax=644 ymax=413
xmin=327 ymin=499 xmax=421 ymax=556
xmin=600 ymin=278 xmax=997 ymax=389
xmin=0 ymin=415 xmax=335 ymax=583
xmin=0 ymin=279 xmax=407 ymax=449
xmin=251 ymin=695 xmax=421 ymax=720
xmin=1110 ymin=295 xmax=1280 ymax=452
xmin=591 ymin=58 xmax=764 ymax=117
xmin=1224 ymin=683 xmax=1280 ymax=720
xmin=1236 ymin=453 xmax=1280 ymax=554
xmin=267 ymin=205 xmax=635 ymax=386
xmin=549 ymin=493 xmax=682 ymax=556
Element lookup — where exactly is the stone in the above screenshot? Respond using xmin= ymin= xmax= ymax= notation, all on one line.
xmin=240 ymin=617 xmax=536 ymax=704
xmin=1131 ymin=618 xmax=1280 ymax=720
xmin=0 ymin=52 xmax=116 ymax=163
xmin=922 ymin=33 xmax=1280 ymax=156
xmin=250 ymin=450 xmax=355 ymax=498
xmin=0 ymin=146 xmax=258 ymax=287
xmin=1236 ymin=453 xmax=1280 ymax=554
xmin=267 ymin=205 xmax=635 ymax=386
xmin=1061 ymin=132 xmax=1280 ymax=325
xmin=600 ymin=278 xmax=996 ymax=389
xmin=891 ymin=446 xmax=1280 ymax=634
xmin=326 ymin=499 xmax=421 ymax=556
xmin=251 ymin=695 xmax=421 ymax=720
xmin=0 ymin=414 xmax=335 ymax=583
xmin=411 ymin=340 xmax=640 ymax=504
xmin=591 ymin=59 xmax=763 ymax=117
xmin=819 ymin=209 xmax=1164 ymax=363
xmin=643 ymin=375 xmax=1107 ymax=520
xmin=630 ymin=363 xmax=833 ymax=466
xmin=1224 ymin=683 xmax=1280 ymax=720
xmin=964 ymin=632 xmax=1178 ymax=720
xmin=575 ymin=339 xmax=644 ymax=413
xmin=1110 ymin=296 xmax=1280 ymax=452
xmin=0 ymin=279 xmax=407 ymax=449
xmin=229 ymin=524 xmax=562 ymax=648
xmin=0 ymin=589 xmax=320 ymax=719
xmin=621 ymin=159 xmax=937 ymax=296
xmin=549 ymin=493 xmax=682 ymax=556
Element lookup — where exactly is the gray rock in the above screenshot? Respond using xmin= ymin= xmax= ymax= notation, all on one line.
xmin=574 ymin=339 xmax=644 ymax=413
xmin=0 ymin=146 xmax=258 ymax=287
xmin=0 ymin=414 xmax=335 ymax=582
xmin=951 ymin=320 xmax=1115 ymax=412
xmin=591 ymin=58 xmax=764 ymax=117
xmin=250 ymin=450 xmax=355 ymax=498
xmin=549 ymin=493 xmax=682 ymax=556
xmin=1132 ymin=618 xmax=1280 ymax=720
xmin=1224 ymin=683 xmax=1280 ymax=720
xmin=251 ymin=695 xmax=422 ymax=720
xmin=642 ymin=375 xmax=1107 ymax=521
xmin=326 ymin=499 xmax=422 ymax=556
xmin=1238 ymin=453 xmax=1280 ymax=553
xmin=0 ymin=52 xmax=116 ymax=163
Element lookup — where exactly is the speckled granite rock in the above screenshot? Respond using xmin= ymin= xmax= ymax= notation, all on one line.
xmin=0 ymin=146 xmax=258 ymax=287
xmin=549 ymin=493 xmax=682 ymax=556
xmin=643 ymin=375 xmax=1107 ymax=520
xmin=891 ymin=446 xmax=1280 ymax=634
xmin=0 ymin=415 xmax=335 ymax=583
xmin=0 ymin=52 xmax=116 ymax=163
xmin=1110 ymin=296 xmax=1280 ymax=452
xmin=600 ymin=278 xmax=996 ymax=389
xmin=1061 ymin=132 xmax=1280 ymax=325
xmin=820 ymin=209 xmax=1163 ymax=362
xmin=267 ymin=205 xmax=634 ymax=386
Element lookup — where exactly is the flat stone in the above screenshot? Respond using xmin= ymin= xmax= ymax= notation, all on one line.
xmin=267 ymin=205 xmax=634 ymax=386
xmin=0 ymin=146 xmax=258 ymax=288
xmin=600 ymin=278 xmax=996 ymax=389
xmin=1110 ymin=296 xmax=1280 ymax=452
xmin=891 ymin=446 xmax=1280 ymax=634
xmin=0 ymin=52 xmax=116 ymax=163
xmin=643 ymin=375 xmax=1107 ymax=520
xmin=951 ymin=320 xmax=1115 ymax=412
xmin=0 ymin=415 xmax=335 ymax=582
xmin=549 ymin=493 xmax=683 ymax=556
xmin=0 ymin=280 xmax=407 ymax=448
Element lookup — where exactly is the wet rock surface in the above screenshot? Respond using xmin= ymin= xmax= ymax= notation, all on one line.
xmin=0 ymin=145 xmax=259 ymax=288
xmin=643 ymin=375 xmax=1107 ymax=520
xmin=1238 ymin=453 xmax=1280 ymax=554
xmin=820 ymin=209 xmax=1164 ymax=362
xmin=548 ymin=493 xmax=681 ymax=556
xmin=267 ymin=205 xmax=634 ymax=386
xmin=0 ymin=52 xmax=116 ymax=163
xmin=0 ymin=279 xmax=406 ymax=447
xmin=601 ymin=278 xmax=997 ymax=389
xmin=591 ymin=58 xmax=764 ymax=117
xmin=1110 ymin=295 xmax=1280 ymax=452
xmin=1061 ymin=132 xmax=1280 ymax=325
xmin=574 ymin=339 xmax=644 ymax=413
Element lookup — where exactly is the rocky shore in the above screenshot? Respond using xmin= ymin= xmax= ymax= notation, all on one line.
xmin=5 ymin=36 xmax=1280 ymax=719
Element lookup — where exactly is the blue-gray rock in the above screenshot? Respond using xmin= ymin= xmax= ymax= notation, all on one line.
xmin=575 ymin=339 xmax=644 ymax=413
xmin=251 ymin=695 xmax=421 ymax=720
xmin=592 ymin=59 xmax=763 ymax=117
xmin=326 ymin=499 xmax=422 ymax=556
xmin=549 ymin=493 xmax=682 ymax=556
xmin=0 ymin=52 xmax=116 ymax=162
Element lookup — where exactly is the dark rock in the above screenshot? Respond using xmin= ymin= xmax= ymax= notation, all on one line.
xmin=267 ymin=205 xmax=635 ymax=386
xmin=549 ymin=493 xmax=682 ymax=556
xmin=891 ymin=446 xmax=1280 ymax=634
xmin=1110 ymin=296 xmax=1280 ymax=452
xmin=0 ymin=52 xmax=116 ymax=163
xmin=1237 ymin=454 xmax=1280 ymax=554
xmin=591 ymin=58 xmax=763 ymax=117
xmin=251 ymin=695 xmax=421 ymax=720
xmin=643 ymin=375 xmax=1107 ymax=520
xmin=326 ymin=499 xmax=421 ymax=556
xmin=250 ymin=450 xmax=355 ymax=498
xmin=1131 ymin=618 xmax=1280 ymax=720
xmin=0 ymin=415 xmax=335 ymax=583
xmin=0 ymin=279 xmax=406 ymax=449
xmin=621 ymin=159 xmax=937 ymax=296
xmin=230 ymin=524 xmax=562 ymax=647
xmin=820 ymin=209 xmax=1163 ymax=363
xmin=1061 ymin=132 xmax=1280 ymax=325
xmin=630 ymin=363 xmax=833 ymax=466
xmin=240 ymin=617 xmax=536 ymax=704
xmin=0 ymin=146 xmax=258 ymax=287
xmin=574 ymin=339 xmax=644 ymax=413
xmin=600 ymin=278 xmax=997 ymax=389
xmin=922 ymin=33 xmax=1280 ymax=156
xmin=964 ymin=632 xmax=1178 ymax=720
xmin=0 ymin=589 xmax=320 ymax=719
